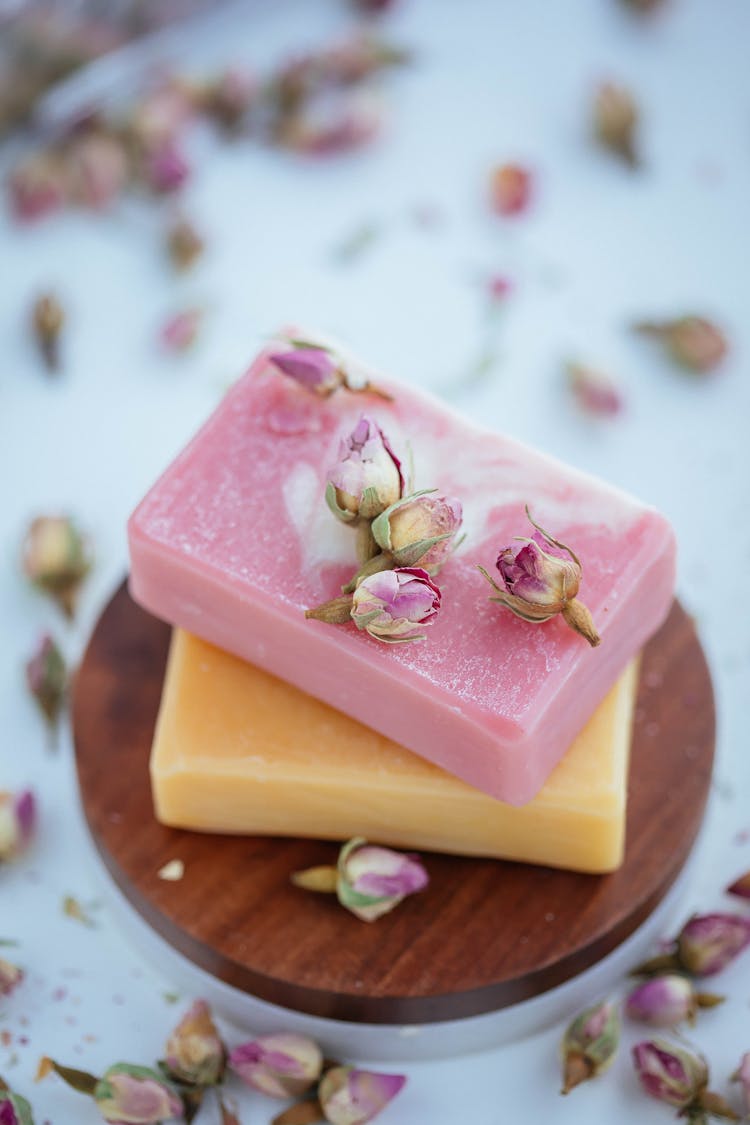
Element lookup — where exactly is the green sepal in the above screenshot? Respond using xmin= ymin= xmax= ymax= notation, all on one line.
xmin=325 ymin=481 xmax=356 ymax=524
xmin=2 ymin=1092 xmax=36 ymax=1125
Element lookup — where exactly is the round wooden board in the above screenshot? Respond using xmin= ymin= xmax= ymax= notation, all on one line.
xmin=73 ymin=584 xmax=714 ymax=1025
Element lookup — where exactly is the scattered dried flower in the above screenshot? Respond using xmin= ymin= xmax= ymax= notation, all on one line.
xmin=633 ymin=913 xmax=750 ymax=978
xmin=350 ymin=566 xmax=441 ymax=643
xmin=727 ymin=870 xmax=750 ymax=901
xmin=593 ymin=81 xmax=640 ymax=167
xmin=43 ymin=1058 xmax=183 ymax=1124
xmin=478 ymin=507 xmax=600 ymax=647
xmin=625 ymin=975 xmax=723 ymax=1027
xmin=143 ymin=141 xmax=190 ymax=195
xmin=31 ymin=293 xmax=64 ymax=373
xmin=25 ymin=634 xmax=67 ymax=737
xmin=276 ymin=90 xmax=382 ymax=156
xmin=318 ymin=1066 xmax=406 ymax=1125
xmin=489 ymin=163 xmax=532 ymax=216
xmin=166 ymin=217 xmax=204 ymax=272
xmin=326 ymin=416 xmax=404 ymax=523
xmin=292 ymin=837 xmax=429 ymax=922
xmin=163 ymin=999 xmax=225 ymax=1088
xmin=201 ymin=68 xmax=257 ymax=133
xmin=22 ymin=516 xmax=92 ymax=619
xmin=732 ymin=1053 xmax=750 ymax=1117
xmin=371 ymin=492 xmax=463 ymax=571
xmin=157 ymin=859 xmax=185 ymax=882
xmin=160 ymin=309 xmax=202 ymax=353
xmin=0 ymin=1079 xmax=34 ymax=1125
xmin=62 ymin=895 xmax=95 ymax=927
xmin=65 ymin=132 xmax=129 ymax=211
xmin=269 ymin=345 xmax=342 ymax=396
xmin=566 ymin=361 xmax=624 ymax=418
xmin=0 ymin=791 xmax=35 ymax=864
xmin=0 ymin=959 xmax=24 ymax=998
xmin=632 ymin=1040 xmax=737 ymax=1120
xmin=633 ymin=316 xmax=728 ymax=374
xmin=560 ymin=1000 xmax=619 ymax=1094
xmin=487 ymin=275 xmax=513 ymax=302
xmin=8 ymin=153 xmax=67 ymax=222
xmin=228 ymin=1033 xmax=322 ymax=1099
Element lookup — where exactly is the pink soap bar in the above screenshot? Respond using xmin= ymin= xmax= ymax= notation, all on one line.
xmin=128 ymin=334 xmax=676 ymax=804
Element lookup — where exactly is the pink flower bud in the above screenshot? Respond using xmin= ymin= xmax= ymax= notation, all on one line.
xmin=0 ymin=1088 xmax=34 ymax=1125
xmin=625 ymin=974 xmax=723 ymax=1027
xmin=26 ymin=634 xmax=67 ymax=733
xmin=593 ymin=82 xmax=640 ymax=167
xmin=166 ymin=217 xmax=204 ymax=272
xmin=371 ymin=492 xmax=462 ymax=570
xmin=228 ymin=1032 xmax=322 ymax=1099
xmin=561 ymin=1000 xmax=620 ymax=1094
xmin=163 ymin=999 xmax=225 ymax=1087
xmin=94 ymin=1063 xmax=182 ymax=1123
xmin=277 ymin=90 xmax=382 ymax=155
xmin=203 ymin=68 xmax=257 ymax=132
xmin=732 ymin=1053 xmax=750 ymax=1116
xmin=677 ymin=913 xmax=750 ymax=976
xmin=160 ymin=309 xmax=201 ymax=353
xmin=0 ymin=959 xmax=24 ymax=997
xmin=0 ymin=790 xmax=36 ymax=863
xmin=22 ymin=515 xmax=92 ymax=618
xmin=65 ymin=132 xmax=129 ymax=211
xmin=566 ymin=362 xmax=624 ymax=418
xmin=634 ymin=316 xmax=728 ymax=374
xmin=8 ymin=154 xmax=67 ymax=222
xmin=143 ymin=141 xmax=190 ymax=194
xmin=632 ymin=1040 xmax=708 ymax=1109
xmin=337 ymin=837 xmax=428 ymax=922
xmin=727 ymin=870 xmax=750 ymax=901
xmin=326 ymin=416 xmax=404 ymax=521
xmin=487 ymin=275 xmax=513 ymax=302
xmin=269 ymin=345 xmax=342 ymax=396
xmin=489 ymin=163 xmax=533 ymax=216
xmin=351 ymin=567 xmax=441 ymax=644
xmin=318 ymin=1066 xmax=406 ymax=1125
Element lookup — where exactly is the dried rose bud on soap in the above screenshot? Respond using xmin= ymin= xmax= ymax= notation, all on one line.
xmin=0 ymin=789 xmax=35 ymax=863
xmin=269 ymin=345 xmax=342 ymax=396
xmin=228 ymin=1033 xmax=322 ymax=1098
xmin=625 ymin=974 xmax=723 ymax=1027
xmin=351 ymin=567 xmax=441 ymax=643
xmin=593 ymin=82 xmax=640 ymax=167
xmin=633 ymin=316 xmax=728 ymax=374
xmin=22 ymin=516 xmax=92 ymax=618
xmin=371 ymin=492 xmax=463 ymax=570
xmin=326 ymin=416 xmax=404 ymax=522
xmin=561 ymin=1000 xmax=619 ymax=1094
xmin=318 ymin=1066 xmax=406 ymax=1125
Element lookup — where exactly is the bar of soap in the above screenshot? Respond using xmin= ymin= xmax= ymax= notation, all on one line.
xmin=152 ymin=630 xmax=638 ymax=874
xmin=129 ymin=332 xmax=675 ymax=804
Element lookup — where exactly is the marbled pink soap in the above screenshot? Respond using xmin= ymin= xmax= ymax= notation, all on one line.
xmin=128 ymin=334 xmax=676 ymax=804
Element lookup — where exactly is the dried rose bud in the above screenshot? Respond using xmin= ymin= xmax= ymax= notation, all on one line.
xmin=336 ymin=837 xmax=429 ymax=922
xmin=633 ymin=913 xmax=750 ymax=978
xmin=143 ymin=141 xmax=190 ymax=194
xmin=269 ymin=345 xmax=342 ymax=396
xmin=351 ymin=567 xmax=441 ymax=644
xmin=371 ymin=492 xmax=463 ymax=571
xmin=487 ymin=275 xmax=513 ymax=302
xmin=593 ymin=82 xmax=640 ymax=167
xmin=632 ymin=1040 xmax=708 ymax=1109
xmin=160 ymin=309 xmax=202 ymax=353
xmin=277 ymin=91 xmax=382 ymax=156
xmin=65 ymin=132 xmax=128 ymax=211
xmin=319 ymin=1066 xmax=406 ymax=1125
xmin=326 ymin=416 xmax=404 ymax=522
xmin=566 ymin=361 xmax=624 ymax=418
xmin=228 ymin=1033 xmax=322 ymax=1099
xmin=25 ymin=633 xmax=67 ymax=734
xmin=625 ymin=974 xmax=723 ymax=1027
xmin=0 ymin=1084 xmax=34 ymax=1125
xmin=166 ymin=217 xmax=204 ymax=272
xmin=31 ymin=293 xmax=64 ymax=373
xmin=732 ymin=1053 xmax=750 ymax=1116
xmin=95 ymin=1063 xmax=183 ymax=1123
xmin=489 ymin=163 xmax=532 ymax=216
xmin=633 ymin=316 xmax=728 ymax=374
xmin=0 ymin=790 xmax=36 ymax=863
xmin=22 ymin=515 xmax=92 ymax=618
xmin=202 ymin=68 xmax=257 ymax=133
xmin=0 ymin=959 xmax=24 ymax=997
xmin=727 ymin=870 xmax=750 ymax=901
xmin=163 ymin=999 xmax=225 ymax=1087
xmin=129 ymin=86 xmax=193 ymax=151
xmin=478 ymin=507 xmax=600 ymax=647
xmin=8 ymin=153 xmax=67 ymax=222
xmin=560 ymin=1000 xmax=619 ymax=1094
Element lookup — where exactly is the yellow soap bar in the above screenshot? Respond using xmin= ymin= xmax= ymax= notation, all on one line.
xmin=151 ymin=631 xmax=638 ymax=874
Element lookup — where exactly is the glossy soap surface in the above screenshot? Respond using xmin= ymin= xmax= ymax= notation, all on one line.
xmin=129 ymin=335 xmax=675 ymax=803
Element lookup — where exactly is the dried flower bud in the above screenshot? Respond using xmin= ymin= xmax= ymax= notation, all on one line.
xmin=318 ymin=1066 xmax=406 ymax=1125
xmin=163 ymin=999 xmax=225 ymax=1087
xmin=479 ymin=507 xmax=600 ymax=647
xmin=489 ymin=163 xmax=532 ymax=216
xmin=0 ymin=790 xmax=35 ymax=863
xmin=0 ymin=959 xmax=24 ymax=997
xmin=22 ymin=515 xmax=92 ymax=618
xmin=593 ymin=82 xmax=640 ymax=167
xmin=228 ymin=1033 xmax=322 ymax=1099
xmin=166 ymin=217 xmax=204 ymax=272
xmin=631 ymin=1040 xmax=737 ymax=1120
xmin=31 ymin=293 xmax=64 ymax=373
xmin=8 ymin=153 xmax=67 ymax=222
xmin=65 ymin=132 xmax=128 ymax=210
xmin=326 ymin=416 xmax=404 ymax=522
xmin=143 ymin=141 xmax=190 ymax=194
xmin=202 ymin=68 xmax=257 ymax=133
xmin=560 ymin=1000 xmax=619 ymax=1094
xmin=633 ymin=913 xmax=750 ymax=978
xmin=727 ymin=870 xmax=750 ymax=901
xmin=732 ymin=1053 xmax=750 ymax=1116
xmin=351 ymin=566 xmax=441 ymax=644
xmin=336 ymin=837 xmax=429 ymax=922
xmin=566 ymin=362 xmax=624 ymax=418
xmin=276 ymin=90 xmax=382 ymax=156
xmin=25 ymin=634 xmax=67 ymax=735
xmin=371 ymin=492 xmax=463 ymax=571
xmin=633 ymin=316 xmax=728 ymax=374
xmin=129 ymin=86 xmax=193 ymax=151
xmin=93 ymin=1063 xmax=183 ymax=1124
xmin=625 ymin=974 xmax=723 ymax=1027
xmin=160 ymin=309 xmax=202 ymax=353
xmin=269 ymin=345 xmax=342 ymax=396
xmin=0 ymin=1085 xmax=34 ymax=1125
xmin=487 ymin=275 xmax=513 ymax=302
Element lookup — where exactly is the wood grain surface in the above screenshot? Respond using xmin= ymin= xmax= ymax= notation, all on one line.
xmin=72 ymin=584 xmax=714 ymax=1025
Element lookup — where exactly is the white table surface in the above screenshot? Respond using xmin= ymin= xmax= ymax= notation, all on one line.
xmin=2 ymin=0 xmax=750 ymax=1121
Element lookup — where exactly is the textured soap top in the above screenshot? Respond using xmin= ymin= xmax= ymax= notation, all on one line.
xmin=129 ymin=333 xmax=675 ymax=803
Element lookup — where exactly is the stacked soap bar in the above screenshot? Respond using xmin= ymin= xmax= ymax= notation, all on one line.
xmin=152 ymin=629 xmax=638 ymax=873
xmin=129 ymin=332 xmax=675 ymax=805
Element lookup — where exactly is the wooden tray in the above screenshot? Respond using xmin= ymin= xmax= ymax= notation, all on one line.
xmin=73 ymin=585 xmax=713 ymax=1025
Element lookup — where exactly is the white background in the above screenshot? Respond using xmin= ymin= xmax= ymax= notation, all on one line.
xmin=1 ymin=0 xmax=750 ymax=1121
